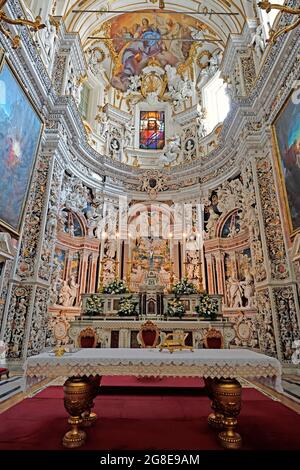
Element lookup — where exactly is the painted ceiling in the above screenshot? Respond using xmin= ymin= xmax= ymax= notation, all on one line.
xmin=56 ymin=1 xmax=254 ymax=90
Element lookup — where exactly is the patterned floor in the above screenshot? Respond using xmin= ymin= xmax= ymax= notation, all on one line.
xmin=282 ymin=375 xmax=300 ymax=402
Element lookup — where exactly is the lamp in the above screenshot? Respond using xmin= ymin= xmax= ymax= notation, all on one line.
xmin=0 ymin=0 xmax=45 ymax=49
xmin=258 ymin=1 xmax=300 ymax=43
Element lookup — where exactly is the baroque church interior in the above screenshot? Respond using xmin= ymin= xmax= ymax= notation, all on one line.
xmin=0 ymin=0 xmax=300 ymax=457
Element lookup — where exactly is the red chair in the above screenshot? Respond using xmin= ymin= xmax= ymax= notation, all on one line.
xmin=137 ymin=321 xmax=160 ymax=348
xmin=78 ymin=327 xmax=97 ymax=348
xmin=203 ymin=328 xmax=224 ymax=349
xmin=0 ymin=367 xmax=9 ymax=380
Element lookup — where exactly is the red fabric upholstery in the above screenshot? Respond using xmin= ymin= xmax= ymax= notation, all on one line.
xmin=80 ymin=336 xmax=96 ymax=348
xmin=78 ymin=327 xmax=97 ymax=348
xmin=141 ymin=330 xmax=157 ymax=347
xmin=137 ymin=321 xmax=160 ymax=348
xmin=205 ymin=337 xmax=222 ymax=349
xmin=203 ymin=328 xmax=224 ymax=349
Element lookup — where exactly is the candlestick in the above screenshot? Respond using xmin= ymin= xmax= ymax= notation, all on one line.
xmin=168 ymin=261 xmax=174 ymax=293
xmin=126 ymin=261 xmax=132 ymax=289
xmin=115 ymin=260 xmax=119 ymax=278
xmin=98 ymin=260 xmax=105 ymax=292
xmin=183 ymin=261 xmax=188 ymax=279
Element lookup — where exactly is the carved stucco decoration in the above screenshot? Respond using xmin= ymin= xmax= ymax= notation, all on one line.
xmin=39 ymin=159 xmax=65 ymax=281
xmin=230 ymin=313 xmax=259 ymax=349
xmin=17 ymin=158 xmax=49 ymax=280
xmin=255 ymin=289 xmax=277 ymax=357
xmin=241 ymin=165 xmax=266 ymax=282
xmin=204 ymin=164 xmax=267 ymax=284
xmin=273 ymin=286 xmax=300 ymax=361
xmin=3 ymin=286 xmax=32 ymax=359
xmin=240 ymin=52 xmax=256 ymax=95
xmin=139 ymin=170 xmax=168 ymax=199
xmin=0 ymin=259 xmax=14 ymax=328
xmin=27 ymin=288 xmax=49 ymax=356
xmin=52 ymin=55 xmax=67 ymax=94
xmin=59 ymin=174 xmax=104 ymax=239
xmin=256 ymin=156 xmax=289 ymax=280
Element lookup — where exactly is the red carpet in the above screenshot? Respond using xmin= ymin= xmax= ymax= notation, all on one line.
xmin=0 ymin=380 xmax=299 ymax=450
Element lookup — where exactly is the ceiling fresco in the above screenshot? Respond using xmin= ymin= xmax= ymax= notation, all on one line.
xmin=103 ymin=12 xmax=217 ymax=91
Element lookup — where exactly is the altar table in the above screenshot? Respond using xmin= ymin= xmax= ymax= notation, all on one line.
xmin=24 ymin=348 xmax=282 ymax=450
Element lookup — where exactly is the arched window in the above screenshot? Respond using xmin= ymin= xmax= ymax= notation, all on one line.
xmin=62 ymin=210 xmax=83 ymax=237
xmin=258 ymin=0 xmax=285 ymax=39
xmin=202 ymin=72 xmax=230 ymax=134
xmin=221 ymin=211 xmax=241 ymax=238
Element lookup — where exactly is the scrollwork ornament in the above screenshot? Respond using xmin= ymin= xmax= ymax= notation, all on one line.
xmin=256 ymin=157 xmax=289 ymax=280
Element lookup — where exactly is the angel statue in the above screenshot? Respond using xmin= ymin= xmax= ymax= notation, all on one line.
xmin=162 ymin=135 xmax=181 ymax=165
xmin=42 ymin=16 xmax=57 ymax=63
xmin=249 ymin=25 xmax=265 ymax=61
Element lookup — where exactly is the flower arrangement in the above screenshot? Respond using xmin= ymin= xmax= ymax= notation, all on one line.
xmin=118 ymin=295 xmax=138 ymax=317
xmin=103 ymin=279 xmax=129 ymax=295
xmin=167 ymin=299 xmax=186 ymax=318
xmin=172 ymin=278 xmax=197 ymax=297
xmin=195 ymin=292 xmax=219 ymax=321
xmin=85 ymin=295 xmax=104 ymax=316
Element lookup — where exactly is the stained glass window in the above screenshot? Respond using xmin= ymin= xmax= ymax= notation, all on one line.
xmin=139 ymin=111 xmax=165 ymax=150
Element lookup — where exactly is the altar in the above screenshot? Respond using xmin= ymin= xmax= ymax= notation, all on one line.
xmin=69 ymin=318 xmax=235 ymax=349
xmin=24 ymin=348 xmax=282 ymax=450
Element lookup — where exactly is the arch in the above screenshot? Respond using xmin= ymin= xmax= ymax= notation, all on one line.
xmin=216 ymin=209 xmax=240 ymax=239
xmin=61 ymin=208 xmax=87 ymax=237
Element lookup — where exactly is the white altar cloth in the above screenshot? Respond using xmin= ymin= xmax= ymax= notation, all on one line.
xmin=24 ymin=348 xmax=282 ymax=391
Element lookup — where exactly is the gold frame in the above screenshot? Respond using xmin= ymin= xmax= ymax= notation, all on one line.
xmin=271 ymin=89 xmax=300 ymax=239
xmin=0 ymin=50 xmax=44 ymax=236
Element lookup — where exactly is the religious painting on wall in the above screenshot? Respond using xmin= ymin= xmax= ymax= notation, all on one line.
xmin=273 ymin=92 xmax=300 ymax=235
xmin=0 ymin=56 xmax=43 ymax=234
xmin=53 ymin=248 xmax=66 ymax=277
xmin=70 ymin=252 xmax=80 ymax=282
xmin=107 ymin=12 xmax=216 ymax=92
xmin=139 ymin=111 xmax=165 ymax=150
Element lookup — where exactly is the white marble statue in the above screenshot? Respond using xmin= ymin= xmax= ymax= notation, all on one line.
xmin=241 ymin=270 xmax=255 ymax=308
xmin=165 ymin=65 xmax=193 ymax=108
xmin=59 ymin=281 xmax=72 ymax=307
xmin=74 ymin=81 xmax=83 ymax=106
xmin=208 ymin=50 xmax=221 ymax=76
xmin=105 ymin=239 xmax=117 ymax=259
xmin=249 ymin=25 xmax=265 ymax=61
xmin=162 ymin=135 xmax=181 ymax=165
xmin=128 ymin=74 xmax=141 ymax=92
xmin=86 ymin=205 xmax=102 ymax=236
xmin=123 ymin=119 xmax=134 ymax=148
xmin=66 ymin=71 xmax=77 ymax=97
xmin=69 ymin=275 xmax=79 ymax=307
xmin=43 ymin=17 xmax=57 ymax=64
xmin=96 ymin=106 xmax=109 ymax=139
xmin=227 ymin=276 xmax=243 ymax=308
xmin=196 ymin=112 xmax=207 ymax=140
xmin=46 ymin=211 xmax=57 ymax=238
xmin=206 ymin=207 xmax=220 ymax=237
xmin=87 ymin=48 xmax=105 ymax=77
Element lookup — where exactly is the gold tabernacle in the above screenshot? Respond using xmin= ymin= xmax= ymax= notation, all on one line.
xmin=159 ymin=331 xmax=194 ymax=353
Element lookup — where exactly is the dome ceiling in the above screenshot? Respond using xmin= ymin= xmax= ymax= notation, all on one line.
xmin=63 ymin=1 xmax=247 ymax=42
xmin=60 ymin=1 xmax=251 ymax=90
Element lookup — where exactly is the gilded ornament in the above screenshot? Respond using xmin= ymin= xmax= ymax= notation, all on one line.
xmin=0 ymin=0 xmax=46 ymax=48
xmin=258 ymin=1 xmax=300 ymax=43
